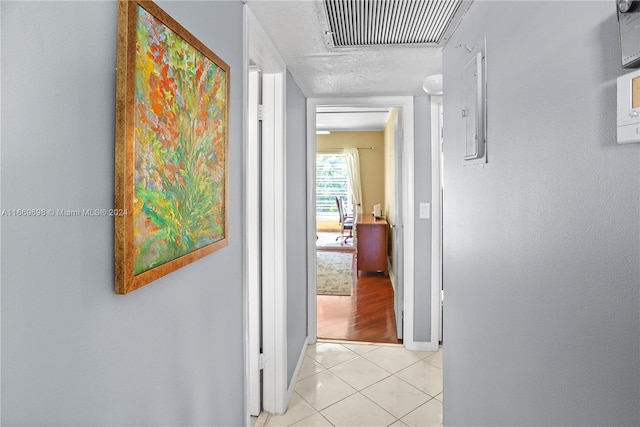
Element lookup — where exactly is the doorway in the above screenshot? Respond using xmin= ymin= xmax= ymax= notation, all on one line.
xmin=314 ymin=108 xmax=401 ymax=344
xmin=306 ymin=96 xmax=418 ymax=349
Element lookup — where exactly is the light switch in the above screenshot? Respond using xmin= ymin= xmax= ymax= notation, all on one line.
xmin=419 ymin=203 xmax=430 ymax=219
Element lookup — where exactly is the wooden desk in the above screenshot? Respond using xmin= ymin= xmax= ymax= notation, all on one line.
xmin=356 ymin=216 xmax=388 ymax=274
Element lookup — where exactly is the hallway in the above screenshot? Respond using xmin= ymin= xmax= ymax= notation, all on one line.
xmin=260 ymin=342 xmax=443 ymax=426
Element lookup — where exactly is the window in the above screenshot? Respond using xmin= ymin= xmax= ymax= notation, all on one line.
xmin=316 ymin=153 xmax=350 ymax=220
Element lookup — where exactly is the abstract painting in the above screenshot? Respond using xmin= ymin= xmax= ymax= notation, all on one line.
xmin=115 ymin=0 xmax=229 ymax=294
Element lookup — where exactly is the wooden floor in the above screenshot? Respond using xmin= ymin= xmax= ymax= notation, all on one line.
xmin=317 ymin=260 xmax=401 ymax=344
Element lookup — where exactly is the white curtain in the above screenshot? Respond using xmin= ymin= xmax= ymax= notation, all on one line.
xmin=344 ymin=148 xmax=363 ymax=216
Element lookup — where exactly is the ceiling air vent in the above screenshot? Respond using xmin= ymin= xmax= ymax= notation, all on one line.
xmin=323 ymin=0 xmax=464 ymax=47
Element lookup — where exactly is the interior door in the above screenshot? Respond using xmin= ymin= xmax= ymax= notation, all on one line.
xmin=393 ymin=108 xmax=404 ymax=340
xmin=247 ymin=66 xmax=263 ymax=416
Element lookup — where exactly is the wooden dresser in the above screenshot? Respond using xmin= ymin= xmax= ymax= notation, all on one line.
xmin=355 ymin=215 xmax=388 ymax=274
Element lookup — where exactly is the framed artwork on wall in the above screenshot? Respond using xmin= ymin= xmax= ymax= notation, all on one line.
xmin=114 ymin=0 xmax=230 ymax=294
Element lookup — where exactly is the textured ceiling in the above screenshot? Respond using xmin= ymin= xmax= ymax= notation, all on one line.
xmin=246 ymin=0 xmax=468 ymax=98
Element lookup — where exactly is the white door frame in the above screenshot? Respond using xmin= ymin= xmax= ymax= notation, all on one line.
xmin=306 ymin=96 xmax=429 ymax=349
xmin=431 ymin=96 xmax=443 ymax=346
xmin=392 ymin=108 xmax=404 ymax=340
xmin=244 ymin=6 xmax=288 ymax=422
xmin=246 ymin=65 xmax=261 ymax=417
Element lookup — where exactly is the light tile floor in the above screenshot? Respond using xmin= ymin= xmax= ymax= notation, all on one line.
xmin=263 ymin=342 xmax=443 ymax=427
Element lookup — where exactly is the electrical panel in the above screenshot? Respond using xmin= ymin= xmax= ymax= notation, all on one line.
xmin=618 ymin=0 xmax=640 ymax=68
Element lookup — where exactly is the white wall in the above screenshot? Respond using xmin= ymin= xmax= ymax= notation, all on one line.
xmin=443 ymin=1 xmax=640 ymax=425
xmin=1 ymin=2 xmax=245 ymax=425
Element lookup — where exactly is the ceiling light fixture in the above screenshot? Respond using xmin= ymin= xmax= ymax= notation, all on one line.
xmin=422 ymin=74 xmax=443 ymax=96
xmin=316 ymin=130 xmax=331 ymax=135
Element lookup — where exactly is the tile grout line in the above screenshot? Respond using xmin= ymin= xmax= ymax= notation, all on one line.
xmin=278 ymin=343 xmax=442 ymax=427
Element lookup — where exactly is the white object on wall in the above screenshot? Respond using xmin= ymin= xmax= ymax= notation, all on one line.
xmin=617 ymin=68 xmax=640 ymax=144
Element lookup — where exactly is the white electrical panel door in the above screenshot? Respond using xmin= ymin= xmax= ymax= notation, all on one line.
xmin=463 ymin=51 xmax=486 ymax=163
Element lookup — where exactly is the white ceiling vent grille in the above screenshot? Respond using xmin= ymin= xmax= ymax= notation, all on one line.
xmin=323 ymin=0 xmax=464 ymax=47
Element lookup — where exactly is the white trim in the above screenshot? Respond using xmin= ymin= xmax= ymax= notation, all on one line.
xmin=260 ymin=56 xmax=288 ymax=418
xmin=0 ymin=4 xmax=3 ymax=421
xmin=306 ymin=99 xmax=318 ymax=344
xmin=388 ymin=258 xmax=396 ymax=292
xmin=404 ymin=96 xmax=442 ymax=353
xmin=306 ymin=96 xmax=416 ymax=349
xmin=242 ymin=9 xmax=254 ymax=424
xmin=431 ymin=96 xmax=443 ymax=349
xmin=245 ymin=6 xmax=289 ymax=418
xmin=245 ymin=64 xmax=261 ymax=417
xmin=392 ymin=109 xmax=404 ymax=340
xmin=407 ymin=341 xmax=438 ymax=351
xmin=398 ymin=100 xmax=421 ymax=352
xmin=246 ymin=8 xmax=286 ymax=73
xmin=287 ymin=338 xmax=309 ymax=402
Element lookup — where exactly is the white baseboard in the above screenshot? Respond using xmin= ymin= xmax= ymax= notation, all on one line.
xmin=404 ymin=340 xmax=439 ymax=352
xmin=387 ymin=258 xmax=396 ymax=292
xmin=286 ymin=337 xmax=309 ymax=404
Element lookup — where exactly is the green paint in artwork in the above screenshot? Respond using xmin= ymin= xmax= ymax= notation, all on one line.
xmin=133 ymin=6 xmax=226 ymax=275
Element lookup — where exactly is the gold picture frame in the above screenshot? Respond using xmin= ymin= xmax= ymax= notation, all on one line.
xmin=114 ymin=0 xmax=230 ymax=294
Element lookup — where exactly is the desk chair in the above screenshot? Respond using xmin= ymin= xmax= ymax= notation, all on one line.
xmin=335 ymin=197 xmax=354 ymax=244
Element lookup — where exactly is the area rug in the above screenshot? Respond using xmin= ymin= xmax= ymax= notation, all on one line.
xmin=316 ymin=232 xmax=354 ymax=251
xmin=316 ymin=251 xmax=354 ymax=296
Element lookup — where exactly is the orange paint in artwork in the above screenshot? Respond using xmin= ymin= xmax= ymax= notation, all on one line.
xmin=133 ymin=6 xmax=227 ymax=275
xmin=152 ymin=102 xmax=163 ymax=115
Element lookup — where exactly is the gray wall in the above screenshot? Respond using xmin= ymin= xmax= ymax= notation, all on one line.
xmin=443 ymin=1 xmax=640 ymax=425
xmin=286 ymin=71 xmax=308 ymax=385
xmin=1 ymin=1 xmax=245 ymax=425
xmin=413 ymin=96 xmax=433 ymax=342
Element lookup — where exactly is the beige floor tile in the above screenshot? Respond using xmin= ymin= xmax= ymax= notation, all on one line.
xmin=291 ymin=343 xmax=444 ymax=427
xmin=264 ymin=393 xmax=318 ymax=427
xmin=395 ymin=360 xmax=443 ymax=397
xmin=361 ymin=346 xmax=423 ymax=373
xmin=306 ymin=343 xmax=358 ymax=369
xmin=343 ymin=343 xmax=380 ymax=355
xmin=361 ymin=376 xmax=430 ymax=419
xmin=321 ymin=393 xmax=397 ymax=427
xmin=401 ymin=399 xmax=443 ymax=427
xmin=295 ymin=370 xmax=357 ymax=411
xmin=329 ymin=356 xmax=391 ymax=390
xmin=299 ymin=356 xmax=326 ymax=381
xmin=289 ymin=412 xmax=334 ymax=427
xmin=424 ymin=350 xmax=443 ymax=369
xmin=409 ymin=350 xmax=438 ymax=360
